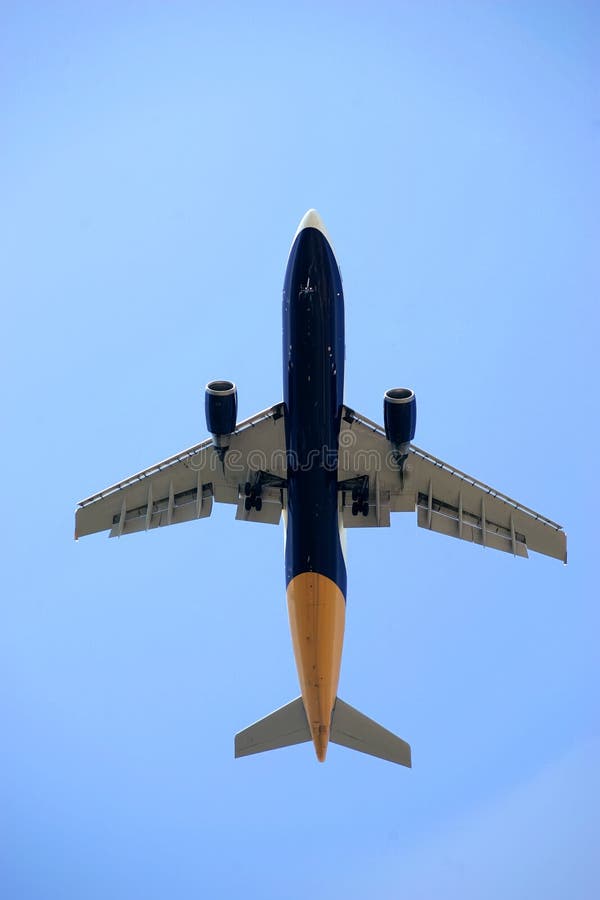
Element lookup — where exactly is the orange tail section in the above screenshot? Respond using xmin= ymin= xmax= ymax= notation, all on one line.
xmin=286 ymin=572 xmax=346 ymax=762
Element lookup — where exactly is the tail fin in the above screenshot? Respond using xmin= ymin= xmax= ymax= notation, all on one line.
xmin=235 ymin=697 xmax=310 ymax=758
xmin=330 ymin=698 xmax=412 ymax=767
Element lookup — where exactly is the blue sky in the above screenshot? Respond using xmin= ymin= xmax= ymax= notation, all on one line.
xmin=1 ymin=2 xmax=598 ymax=897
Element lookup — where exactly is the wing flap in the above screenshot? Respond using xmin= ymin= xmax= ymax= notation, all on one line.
xmin=416 ymin=503 xmax=528 ymax=558
xmin=107 ymin=484 xmax=214 ymax=537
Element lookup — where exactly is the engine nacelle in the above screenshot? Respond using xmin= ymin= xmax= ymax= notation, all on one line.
xmin=384 ymin=388 xmax=417 ymax=454
xmin=205 ymin=380 xmax=237 ymax=457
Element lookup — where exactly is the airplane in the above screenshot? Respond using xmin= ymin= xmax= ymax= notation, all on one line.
xmin=75 ymin=209 xmax=567 ymax=767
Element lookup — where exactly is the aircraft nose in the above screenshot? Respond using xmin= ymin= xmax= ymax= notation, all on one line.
xmin=290 ymin=209 xmax=338 ymax=264
xmin=298 ymin=208 xmax=326 ymax=233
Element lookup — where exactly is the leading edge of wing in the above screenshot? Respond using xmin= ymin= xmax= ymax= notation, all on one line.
xmin=76 ymin=402 xmax=285 ymax=511
xmin=341 ymin=405 xmax=566 ymax=540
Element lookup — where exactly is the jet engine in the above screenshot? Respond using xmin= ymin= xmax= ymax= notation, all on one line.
xmin=384 ymin=388 xmax=417 ymax=457
xmin=205 ymin=380 xmax=237 ymax=459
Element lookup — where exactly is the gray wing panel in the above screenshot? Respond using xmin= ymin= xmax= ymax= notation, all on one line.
xmin=75 ymin=403 xmax=286 ymax=538
xmin=338 ymin=406 xmax=567 ymax=563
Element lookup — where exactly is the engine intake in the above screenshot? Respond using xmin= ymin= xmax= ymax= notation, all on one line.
xmin=384 ymin=388 xmax=417 ymax=454
xmin=205 ymin=380 xmax=237 ymax=458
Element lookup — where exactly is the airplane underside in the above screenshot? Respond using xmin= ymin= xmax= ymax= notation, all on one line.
xmin=75 ymin=209 xmax=567 ymax=766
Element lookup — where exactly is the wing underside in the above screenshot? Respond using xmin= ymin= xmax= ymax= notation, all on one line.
xmin=75 ymin=403 xmax=287 ymax=539
xmin=76 ymin=400 xmax=566 ymax=562
xmin=338 ymin=406 xmax=566 ymax=563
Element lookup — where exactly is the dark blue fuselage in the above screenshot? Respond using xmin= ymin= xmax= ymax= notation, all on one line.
xmin=282 ymin=226 xmax=347 ymax=598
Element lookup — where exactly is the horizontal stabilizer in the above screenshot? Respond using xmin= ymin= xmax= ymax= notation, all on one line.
xmin=330 ymin=698 xmax=411 ymax=767
xmin=235 ymin=697 xmax=311 ymax=758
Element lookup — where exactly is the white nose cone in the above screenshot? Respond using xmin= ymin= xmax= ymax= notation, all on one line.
xmin=297 ymin=208 xmax=326 ymax=233
xmin=290 ymin=208 xmax=338 ymax=262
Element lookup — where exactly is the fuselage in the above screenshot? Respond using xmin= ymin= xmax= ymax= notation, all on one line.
xmin=282 ymin=210 xmax=346 ymax=761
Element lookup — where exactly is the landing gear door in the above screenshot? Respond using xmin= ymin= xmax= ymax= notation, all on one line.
xmin=339 ymin=474 xmax=393 ymax=528
xmin=235 ymin=484 xmax=286 ymax=525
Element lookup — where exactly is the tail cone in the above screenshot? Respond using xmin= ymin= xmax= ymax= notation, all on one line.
xmin=313 ymin=725 xmax=329 ymax=762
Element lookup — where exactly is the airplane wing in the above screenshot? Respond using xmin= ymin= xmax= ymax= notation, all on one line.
xmin=337 ymin=406 xmax=567 ymax=563
xmin=75 ymin=403 xmax=287 ymax=539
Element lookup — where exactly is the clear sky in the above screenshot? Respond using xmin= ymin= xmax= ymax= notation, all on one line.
xmin=1 ymin=2 xmax=598 ymax=898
